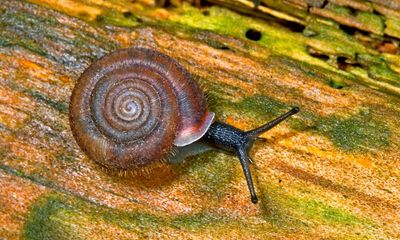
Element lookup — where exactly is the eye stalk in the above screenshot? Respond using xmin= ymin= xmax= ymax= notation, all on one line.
xmin=202 ymin=107 xmax=300 ymax=204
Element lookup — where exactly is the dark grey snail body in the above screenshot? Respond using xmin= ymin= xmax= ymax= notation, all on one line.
xmin=70 ymin=47 xmax=299 ymax=204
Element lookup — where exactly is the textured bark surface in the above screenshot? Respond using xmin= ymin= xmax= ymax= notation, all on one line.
xmin=0 ymin=0 xmax=399 ymax=239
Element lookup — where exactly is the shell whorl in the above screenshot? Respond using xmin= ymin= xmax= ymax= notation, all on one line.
xmin=70 ymin=47 xmax=214 ymax=170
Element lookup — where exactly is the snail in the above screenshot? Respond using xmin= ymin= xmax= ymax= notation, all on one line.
xmin=69 ymin=47 xmax=299 ymax=204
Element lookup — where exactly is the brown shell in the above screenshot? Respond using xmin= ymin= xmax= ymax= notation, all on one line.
xmin=69 ymin=47 xmax=214 ymax=170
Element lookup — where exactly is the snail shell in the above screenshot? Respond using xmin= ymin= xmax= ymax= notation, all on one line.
xmin=70 ymin=48 xmax=214 ymax=170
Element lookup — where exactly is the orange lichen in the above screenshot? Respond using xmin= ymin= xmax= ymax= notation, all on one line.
xmin=17 ymin=60 xmax=52 ymax=81
xmin=150 ymin=8 xmax=171 ymax=20
xmin=225 ymin=116 xmax=250 ymax=130
xmin=28 ymin=0 xmax=102 ymax=21
xmin=277 ymin=132 xmax=376 ymax=169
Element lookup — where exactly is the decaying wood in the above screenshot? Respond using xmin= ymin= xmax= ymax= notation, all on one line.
xmin=0 ymin=0 xmax=399 ymax=239
xmin=207 ymin=0 xmax=400 ymax=95
xmin=208 ymin=0 xmax=400 ymax=38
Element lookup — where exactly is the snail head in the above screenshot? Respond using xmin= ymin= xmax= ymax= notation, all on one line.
xmin=202 ymin=107 xmax=300 ymax=203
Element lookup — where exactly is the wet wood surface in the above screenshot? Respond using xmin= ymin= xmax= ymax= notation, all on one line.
xmin=0 ymin=0 xmax=399 ymax=239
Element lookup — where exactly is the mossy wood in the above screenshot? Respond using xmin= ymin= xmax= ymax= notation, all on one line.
xmin=0 ymin=0 xmax=399 ymax=239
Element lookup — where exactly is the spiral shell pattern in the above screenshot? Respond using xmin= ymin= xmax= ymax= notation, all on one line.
xmin=70 ymin=48 xmax=213 ymax=170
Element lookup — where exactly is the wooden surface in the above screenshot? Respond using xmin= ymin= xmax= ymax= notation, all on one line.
xmin=0 ymin=0 xmax=399 ymax=239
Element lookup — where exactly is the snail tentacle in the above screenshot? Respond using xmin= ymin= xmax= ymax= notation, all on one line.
xmin=245 ymin=107 xmax=300 ymax=139
xmin=238 ymin=148 xmax=258 ymax=204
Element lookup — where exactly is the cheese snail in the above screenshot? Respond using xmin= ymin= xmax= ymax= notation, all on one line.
xmin=69 ymin=47 xmax=299 ymax=204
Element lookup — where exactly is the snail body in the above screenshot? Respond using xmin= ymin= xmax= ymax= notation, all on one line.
xmin=70 ymin=47 xmax=299 ymax=204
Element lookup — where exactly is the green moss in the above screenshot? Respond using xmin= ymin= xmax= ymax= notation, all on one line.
xmin=259 ymin=191 xmax=288 ymax=226
xmin=356 ymin=12 xmax=384 ymax=34
xmin=212 ymin=93 xmax=391 ymax=152
xmin=202 ymin=80 xmax=244 ymax=117
xmin=178 ymin=151 xmax=235 ymax=200
xmin=325 ymin=3 xmax=353 ymax=15
xmin=205 ymin=83 xmax=293 ymax=123
xmin=101 ymin=210 xmax=162 ymax=234
xmin=24 ymin=193 xmax=162 ymax=239
xmin=304 ymin=16 xmax=397 ymax=93
xmin=269 ymin=55 xmax=353 ymax=90
xmin=293 ymin=109 xmax=389 ymax=151
xmin=324 ymin=3 xmax=383 ymax=34
xmin=237 ymin=95 xmax=289 ymax=120
xmin=24 ymin=196 xmax=73 ymax=240
xmin=24 ymin=193 xmax=230 ymax=236
xmin=287 ymin=197 xmax=366 ymax=225
xmin=169 ymin=4 xmax=359 ymax=71
xmin=255 ymin=0 xmax=308 ymax=19
xmin=23 ymin=193 xmax=268 ymax=238
xmin=170 ymin=5 xmax=309 ymax=62
xmin=320 ymin=113 xmax=391 ymax=151
xmin=385 ymin=16 xmax=400 ymax=39
xmin=357 ymin=53 xmax=385 ymax=66
xmin=259 ymin=184 xmax=372 ymax=232
xmin=95 ymin=9 xmax=138 ymax=27
xmin=291 ymin=108 xmax=391 ymax=151
xmin=168 ymin=4 xmax=399 ymax=95
xmin=328 ymin=79 xmax=345 ymax=89
xmin=21 ymin=181 xmax=379 ymax=238
xmin=259 ymin=187 xmax=373 ymax=236
xmin=305 ymin=17 xmax=365 ymax=58
xmin=356 ymin=54 xmax=400 ymax=86
xmin=368 ymin=64 xmax=400 ymax=87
